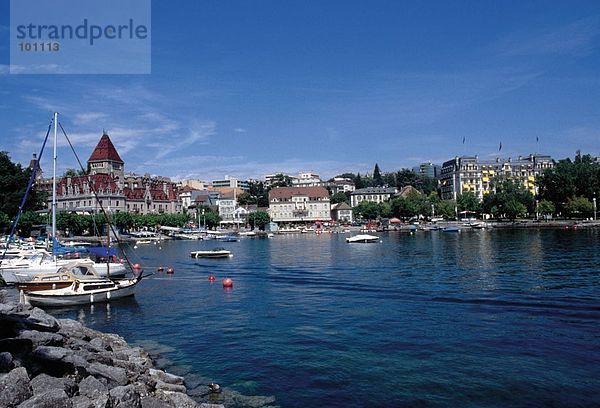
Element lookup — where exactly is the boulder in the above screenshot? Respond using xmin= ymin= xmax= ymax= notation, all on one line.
xmin=0 ymin=366 xmax=32 ymax=407
xmin=140 ymin=395 xmax=171 ymax=408
xmin=0 ymin=351 xmax=15 ymax=372
xmin=78 ymin=375 xmax=108 ymax=398
xmin=155 ymin=379 xmax=187 ymax=393
xmin=30 ymin=373 xmax=77 ymax=397
xmin=0 ymin=338 xmax=33 ymax=355
xmin=149 ymin=368 xmax=185 ymax=385
xmin=17 ymin=389 xmax=72 ymax=408
xmin=155 ymin=390 xmax=201 ymax=408
xmin=87 ymin=362 xmax=128 ymax=386
xmin=26 ymin=307 xmax=60 ymax=332
xmin=19 ymin=330 xmax=64 ymax=347
xmin=109 ymin=384 xmax=142 ymax=408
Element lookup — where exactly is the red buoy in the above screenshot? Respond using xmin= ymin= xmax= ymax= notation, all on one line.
xmin=166 ymin=267 xmax=174 ymax=274
xmin=133 ymin=263 xmax=142 ymax=270
xmin=208 ymin=275 xmax=216 ymax=282
xmin=222 ymin=278 xmax=233 ymax=288
xmin=157 ymin=266 xmax=164 ymax=272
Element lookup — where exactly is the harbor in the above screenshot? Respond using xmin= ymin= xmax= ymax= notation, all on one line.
xmin=3 ymin=228 xmax=599 ymax=407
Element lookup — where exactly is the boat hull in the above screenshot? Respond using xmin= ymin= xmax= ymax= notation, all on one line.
xmin=1 ymin=262 xmax=127 ymax=284
xmin=23 ymin=280 xmax=138 ymax=307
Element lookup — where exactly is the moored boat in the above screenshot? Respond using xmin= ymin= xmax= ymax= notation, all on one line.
xmin=190 ymin=248 xmax=232 ymax=258
xmin=346 ymin=234 xmax=380 ymax=243
xmin=20 ymin=262 xmax=141 ymax=307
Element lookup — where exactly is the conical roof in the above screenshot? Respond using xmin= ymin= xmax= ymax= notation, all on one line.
xmin=88 ymin=133 xmax=123 ymax=163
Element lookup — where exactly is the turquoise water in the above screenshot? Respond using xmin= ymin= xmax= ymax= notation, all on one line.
xmin=50 ymin=229 xmax=600 ymax=407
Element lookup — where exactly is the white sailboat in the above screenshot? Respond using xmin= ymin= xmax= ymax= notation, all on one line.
xmin=1 ymin=113 xmax=134 ymax=297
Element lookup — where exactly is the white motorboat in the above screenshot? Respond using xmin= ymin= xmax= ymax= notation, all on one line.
xmin=21 ymin=262 xmax=141 ymax=307
xmin=0 ymin=250 xmax=126 ymax=284
xmin=190 ymin=248 xmax=232 ymax=258
xmin=346 ymin=234 xmax=380 ymax=243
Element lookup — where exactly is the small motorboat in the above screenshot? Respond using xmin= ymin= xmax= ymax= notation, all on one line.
xmin=443 ymin=226 xmax=461 ymax=232
xmin=346 ymin=234 xmax=380 ymax=243
xmin=190 ymin=248 xmax=232 ymax=258
xmin=215 ymin=235 xmax=239 ymax=242
xmin=20 ymin=262 xmax=141 ymax=307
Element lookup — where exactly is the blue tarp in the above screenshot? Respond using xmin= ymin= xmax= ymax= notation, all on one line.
xmin=86 ymin=246 xmax=118 ymax=257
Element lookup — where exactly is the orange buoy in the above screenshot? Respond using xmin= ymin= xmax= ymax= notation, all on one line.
xmin=222 ymin=278 xmax=233 ymax=288
xmin=157 ymin=266 xmax=164 ymax=272
xmin=208 ymin=275 xmax=216 ymax=282
xmin=166 ymin=267 xmax=174 ymax=274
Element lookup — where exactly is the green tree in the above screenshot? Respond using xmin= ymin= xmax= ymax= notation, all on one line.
xmin=18 ymin=211 xmax=46 ymax=237
xmin=248 ymin=210 xmax=270 ymax=230
xmin=537 ymin=199 xmax=555 ymax=219
xmin=203 ymin=211 xmax=221 ymax=228
xmin=373 ymin=163 xmax=383 ymax=187
xmin=270 ymin=173 xmax=293 ymax=188
xmin=0 ymin=212 xmax=10 ymax=233
xmin=483 ymin=179 xmax=534 ymax=220
xmin=0 ymin=152 xmax=46 ymax=218
xmin=112 ymin=212 xmax=134 ymax=232
xmin=330 ymin=191 xmax=349 ymax=204
xmin=457 ymin=192 xmax=481 ymax=213
xmin=435 ymin=200 xmax=457 ymax=219
xmin=564 ymin=196 xmax=594 ymax=219
xmin=353 ymin=201 xmax=380 ymax=221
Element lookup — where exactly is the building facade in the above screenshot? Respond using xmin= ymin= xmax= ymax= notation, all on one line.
xmin=412 ymin=161 xmax=441 ymax=178
xmin=268 ymin=187 xmax=331 ymax=224
xmin=212 ymin=176 xmax=249 ymax=191
xmin=440 ymin=154 xmax=555 ymax=201
xmin=331 ymin=202 xmax=353 ymax=223
xmin=49 ymin=133 xmax=182 ymax=215
xmin=350 ymin=187 xmax=398 ymax=207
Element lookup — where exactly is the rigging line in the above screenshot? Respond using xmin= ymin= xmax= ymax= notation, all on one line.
xmin=1 ymin=120 xmax=53 ymax=266
xmin=58 ymin=122 xmax=137 ymax=272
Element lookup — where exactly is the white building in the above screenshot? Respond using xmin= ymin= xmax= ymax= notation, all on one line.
xmin=291 ymin=172 xmax=322 ymax=187
xmin=350 ymin=187 xmax=398 ymax=207
xmin=331 ymin=202 xmax=353 ymax=223
xmin=269 ymin=187 xmax=331 ymax=224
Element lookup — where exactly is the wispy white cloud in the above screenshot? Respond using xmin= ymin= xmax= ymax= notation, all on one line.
xmin=233 ymin=127 xmax=247 ymax=133
xmin=72 ymin=112 xmax=109 ymax=125
xmin=494 ymin=17 xmax=600 ymax=58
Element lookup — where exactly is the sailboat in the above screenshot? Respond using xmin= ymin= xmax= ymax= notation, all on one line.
xmin=2 ymin=113 xmax=142 ymax=306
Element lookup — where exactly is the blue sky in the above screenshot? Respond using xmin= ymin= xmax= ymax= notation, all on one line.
xmin=1 ymin=1 xmax=599 ymax=181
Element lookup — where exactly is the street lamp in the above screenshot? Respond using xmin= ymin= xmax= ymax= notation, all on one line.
xmin=593 ymin=193 xmax=597 ymax=221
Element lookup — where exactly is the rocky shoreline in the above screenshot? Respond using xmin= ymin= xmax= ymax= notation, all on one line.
xmin=0 ymin=293 xmax=227 ymax=408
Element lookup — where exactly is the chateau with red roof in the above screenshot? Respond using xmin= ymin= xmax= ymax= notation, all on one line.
xmin=51 ymin=132 xmax=182 ymax=215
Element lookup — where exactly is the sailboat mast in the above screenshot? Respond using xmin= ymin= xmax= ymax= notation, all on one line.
xmin=52 ymin=112 xmax=58 ymax=262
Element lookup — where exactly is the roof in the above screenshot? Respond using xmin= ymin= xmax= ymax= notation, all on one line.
xmin=57 ymin=174 xmax=120 ymax=196
xmin=269 ymin=186 xmax=329 ymax=201
xmin=396 ymin=185 xmax=421 ymax=198
xmin=351 ymin=187 xmax=397 ymax=195
xmin=331 ymin=202 xmax=352 ymax=211
xmin=88 ymin=133 xmax=124 ymax=164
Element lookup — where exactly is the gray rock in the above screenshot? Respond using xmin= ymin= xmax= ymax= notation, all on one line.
xmin=90 ymin=337 xmax=108 ymax=351
xmin=0 ymin=367 xmax=32 ymax=407
xmin=17 ymin=389 xmax=72 ymax=408
xmin=149 ymin=368 xmax=185 ymax=385
xmin=141 ymin=395 xmax=171 ymax=408
xmin=199 ymin=404 xmax=226 ymax=408
xmin=19 ymin=330 xmax=64 ymax=346
xmin=87 ymin=362 xmax=128 ymax=386
xmin=30 ymin=373 xmax=77 ymax=397
xmin=78 ymin=375 xmax=108 ymax=398
xmin=26 ymin=307 xmax=60 ymax=332
xmin=155 ymin=379 xmax=187 ymax=393
xmin=34 ymin=345 xmax=69 ymax=361
xmin=0 ymin=338 xmax=33 ymax=355
xmin=0 ymin=351 xmax=15 ymax=371
xmin=155 ymin=390 xmax=200 ymax=408
xmin=109 ymin=384 xmax=142 ymax=407
xmin=71 ymin=395 xmax=95 ymax=408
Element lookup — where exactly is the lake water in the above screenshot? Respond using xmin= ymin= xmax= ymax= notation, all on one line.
xmin=48 ymin=229 xmax=600 ymax=407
